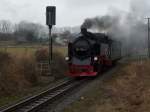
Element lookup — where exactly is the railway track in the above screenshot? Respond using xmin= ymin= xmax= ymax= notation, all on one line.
xmin=1 ymin=79 xmax=87 ymax=112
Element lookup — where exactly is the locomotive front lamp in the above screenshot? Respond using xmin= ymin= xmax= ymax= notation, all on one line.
xmin=94 ymin=57 xmax=98 ymax=61
xmin=65 ymin=56 xmax=70 ymax=61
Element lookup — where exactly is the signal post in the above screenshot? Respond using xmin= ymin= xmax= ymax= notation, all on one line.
xmin=46 ymin=6 xmax=56 ymax=75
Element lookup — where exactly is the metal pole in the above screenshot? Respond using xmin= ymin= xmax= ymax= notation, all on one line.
xmin=145 ymin=18 xmax=150 ymax=58
xmin=49 ymin=25 xmax=52 ymax=64
xmin=48 ymin=25 xmax=52 ymax=75
xmin=148 ymin=18 xmax=150 ymax=58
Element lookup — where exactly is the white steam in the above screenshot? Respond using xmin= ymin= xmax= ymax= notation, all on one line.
xmin=82 ymin=0 xmax=150 ymax=56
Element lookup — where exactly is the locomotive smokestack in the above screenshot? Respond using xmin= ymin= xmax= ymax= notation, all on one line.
xmin=81 ymin=27 xmax=87 ymax=35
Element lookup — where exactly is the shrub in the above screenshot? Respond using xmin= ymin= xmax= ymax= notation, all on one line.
xmin=18 ymin=55 xmax=38 ymax=86
xmin=52 ymin=52 xmax=67 ymax=79
xmin=35 ymin=48 xmax=67 ymax=79
xmin=0 ymin=52 xmax=37 ymax=96
xmin=0 ymin=47 xmax=67 ymax=96
xmin=35 ymin=48 xmax=49 ymax=61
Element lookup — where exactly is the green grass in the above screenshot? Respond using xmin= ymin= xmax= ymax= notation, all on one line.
xmin=0 ymin=47 xmax=37 ymax=56
xmin=0 ymin=46 xmax=67 ymax=56
xmin=0 ymin=96 xmax=21 ymax=107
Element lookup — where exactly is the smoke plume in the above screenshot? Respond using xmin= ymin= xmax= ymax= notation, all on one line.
xmin=82 ymin=0 xmax=150 ymax=56
xmin=81 ymin=15 xmax=119 ymax=31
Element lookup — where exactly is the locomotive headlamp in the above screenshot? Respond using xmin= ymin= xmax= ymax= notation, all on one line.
xmin=65 ymin=56 xmax=69 ymax=61
xmin=94 ymin=57 xmax=98 ymax=61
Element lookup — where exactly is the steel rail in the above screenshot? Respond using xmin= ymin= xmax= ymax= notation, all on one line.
xmin=1 ymin=79 xmax=85 ymax=112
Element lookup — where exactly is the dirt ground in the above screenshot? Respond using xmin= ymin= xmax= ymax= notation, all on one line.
xmin=63 ymin=60 xmax=150 ymax=112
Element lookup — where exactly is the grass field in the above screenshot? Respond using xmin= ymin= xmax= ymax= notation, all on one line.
xmin=0 ymin=46 xmax=67 ymax=56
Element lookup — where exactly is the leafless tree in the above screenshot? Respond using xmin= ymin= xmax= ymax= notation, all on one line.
xmin=0 ymin=20 xmax=13 ymax=33
xmin=14 ymin=21 xmax=47 ymax=42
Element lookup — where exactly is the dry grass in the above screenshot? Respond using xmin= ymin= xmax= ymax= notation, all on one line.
xmin=0 ymin=46 xmax=67 ymax=107
xmin=104 ymin=61 xmax=150 ymax=112
xmin=0 ymin=46 xmax=67 ymax=96
xmin=64 ymin=60 xmax=150 ymax=112
xmin=0 ymin=46 xmax=67 ymax=56
xmin=0 ymin=52 xmax=37 ymax=96
xmin=35 ymin=47 xmax=67 ymax=78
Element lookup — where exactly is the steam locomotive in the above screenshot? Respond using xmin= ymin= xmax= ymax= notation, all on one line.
xmin=65 ymin=28 xmax=121 ymax=77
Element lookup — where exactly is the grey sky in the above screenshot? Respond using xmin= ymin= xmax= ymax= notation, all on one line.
xmin=0 ymin=0 xmax=130 ymax=27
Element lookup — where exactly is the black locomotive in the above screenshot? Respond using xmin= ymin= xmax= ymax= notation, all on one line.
xmin=65 ymin=28 xmax=121 ymax=77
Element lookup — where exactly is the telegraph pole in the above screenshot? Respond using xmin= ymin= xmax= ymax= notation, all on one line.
xmin=146 ymin=18 xmax=150 ymax=58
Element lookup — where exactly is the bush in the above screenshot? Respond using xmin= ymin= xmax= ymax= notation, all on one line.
xmin=18 ymin=55 xmax=38 ymax=86
xmin=35 ymin=48 xmax=67 ymax=79
xmin=0 ymin=52 xmax=11 ymax=71
xmin=0 ymin=47 xmax=67 ymax=96
xmin=35 ymin=48 xmax=49 ymax=61
xmin=52 ymin=52 xmax=67 ymax=79
xmin=0 ymin=52 xmax=37 ymax=96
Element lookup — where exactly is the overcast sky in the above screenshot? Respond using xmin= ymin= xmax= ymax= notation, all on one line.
xmin=0 ymin=0 xmax=131 ymax=27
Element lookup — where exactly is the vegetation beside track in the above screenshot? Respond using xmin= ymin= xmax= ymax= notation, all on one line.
xmin=0 ymin=46 xmax=67 ymax=56
xmin=0 ymin=46 xmax=67 ymax=107
xmin=63 ymin=60 xmax=150 ymax=112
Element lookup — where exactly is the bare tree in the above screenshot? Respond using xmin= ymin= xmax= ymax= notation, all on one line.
xmin=0 ymin=20 xmax=13 ymax=33
xmin=14 ymin=21 xmax=46 ymax=42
